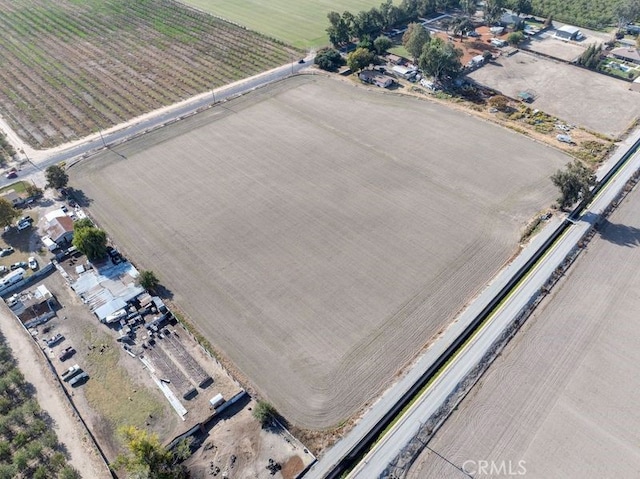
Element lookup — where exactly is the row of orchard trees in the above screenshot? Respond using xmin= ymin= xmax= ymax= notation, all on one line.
xmin=0 ymin=341 xmax=79 ymax=479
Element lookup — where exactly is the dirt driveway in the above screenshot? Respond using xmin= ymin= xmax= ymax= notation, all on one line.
xmin=0 ymin=281 xmax=110 ymax=478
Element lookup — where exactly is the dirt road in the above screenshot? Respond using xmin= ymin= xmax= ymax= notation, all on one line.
xmin=0 ymin=303 xmax=111 ymax=478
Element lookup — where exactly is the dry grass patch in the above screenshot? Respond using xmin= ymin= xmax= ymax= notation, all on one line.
xmin=83 ymin=332 xmax=164 ymax=431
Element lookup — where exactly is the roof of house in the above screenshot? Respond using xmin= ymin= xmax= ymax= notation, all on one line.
xmin=611 ymin=47 xmax=640 ymax=63
xmin=557 ymin=25 xmax=581 ymax=34
xmin=1 ymin=190 xmax=22 ymax=204
xmin=46 ymin=215 xmax=75 ymax=243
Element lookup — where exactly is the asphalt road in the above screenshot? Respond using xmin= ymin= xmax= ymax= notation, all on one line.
xmin=304 ymin=130 xmax=640 ymax=479
xmin=345 ymin=132 xmax=640 ymax=478
xmin=0 ymin=56 xmax=313 ymax=188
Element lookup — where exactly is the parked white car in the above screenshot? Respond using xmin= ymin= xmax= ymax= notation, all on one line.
xmin=28 ymin=256 xmax=37 ymax=270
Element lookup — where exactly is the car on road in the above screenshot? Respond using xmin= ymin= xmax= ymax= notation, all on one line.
xmin=298 ymin=58 xmax=305 ymax=64
xmin=10 ymin=261 xmax=27 ymax=270
xmin=28 ymin=256 xmax=37 ymax=270
xmin=0 ymin=247 xmax=14 ymax=257
xmin=4 ymin=169 xmax=17 ymax=179
xmin=59 ymin=346 xmax=76 ymax=361
xmin=45 ymin=333 xmax=64 ymax=348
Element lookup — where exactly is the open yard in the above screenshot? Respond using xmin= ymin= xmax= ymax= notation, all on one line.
xmin=468 ymin=50 xmax=640 ymax=138
xmin=408 ymin=178 xmax=640 ymax=478
xmin=0 ymin=0 xmax=299 ymax=148
xmin=183 ymin=0 xmax=380 ymax=48
xmin=70 ymin=75 xmax=569 ymax=430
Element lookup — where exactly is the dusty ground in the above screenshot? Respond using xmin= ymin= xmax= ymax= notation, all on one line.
xmin=468 ymin=50 xmax=640 ymax=138
xmin=0 ymin=281 xmax=110 ymax=478
xmin=524 ymin=34 xmax=588 ymax=62
xmin=186 ymin=403 xmax=314 ymax=479
xmin=408 ymin=180 xmax=640 ymax=478
xmin=71 ymin=74 xmax=568 ymax=430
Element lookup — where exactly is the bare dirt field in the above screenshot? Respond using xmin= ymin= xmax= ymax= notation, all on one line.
xmin=523 ymin=35 xmax=588 ymax=62
xmin=408 ymin=182 xmax=640 ymax=478
xmin=468 ymin=50 xmax=640 ymax=138
xmin=70 ymin=74 xmax=569 ymax=430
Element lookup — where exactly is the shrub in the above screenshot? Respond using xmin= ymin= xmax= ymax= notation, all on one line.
xmin=253 ymin=400 xmax=277 ymax=427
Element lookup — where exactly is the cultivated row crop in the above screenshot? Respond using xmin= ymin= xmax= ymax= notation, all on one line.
xmin=0 ymin=0 xmax=300 ymax=148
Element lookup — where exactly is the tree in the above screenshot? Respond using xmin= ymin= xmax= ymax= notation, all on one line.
xmin=418 ymin=37 xmax=463 ymax=82
xmin=507 ymin=31 xmax=525 ymax=46
xmin=74 ymin=217 xmax=94 ymax=231
xmin=402 ymin=22 xmax=430 ymax=63
xmin=511 ymin=0 xmax=532 ymax=17
xmin=253 ymin=400 xmax=277 ymax=427
xmin=373 ymin=35 xmax=393 ymax=55
xmin=45 ymin=164 xmax=69 ymax=190
xmin=314 ymin=48 xmax=345 ymax=72
xmin=72 ymin=226 xmax=107 ymax=261
xmin=0 ymin=198 xmax=18 ymax=228
xmin=25 ymin=183 xmax=43 ymax=198
xmin=614 ymin=0 xmax=640 ymax=28
xmin=484 ymin=0 xmax=505 ymax=25
xmin=58 ymin=466 xmax=81 ymax=479
xmin=551 ymin=160 xmax=597 ymax=209
xmin=139 ymin=270 xmax=160 ymax=291
xmin=346 ymin=47 xmax=375 ymax=72
xmin=451 ymin=17 xmax=474 ymax=40
xmin=326 ymin=11 xmax=350 ymax=46
xmin=113 ymin=426 xmax=187 ymax=479
xmin=460 ymin=0 xmax=477 ymax=16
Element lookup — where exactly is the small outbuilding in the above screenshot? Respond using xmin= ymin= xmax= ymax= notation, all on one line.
xmin=554 ymin=25 xmax=583 ymax=41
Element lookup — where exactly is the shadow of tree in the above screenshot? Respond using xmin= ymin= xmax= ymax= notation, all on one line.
xmin=155 ymin=285 xmax=174 ymax=301
xmin=597 ymin=219 xmax=640 ymax=247
xmin=67 ymin=188 xmax=92 ymax=208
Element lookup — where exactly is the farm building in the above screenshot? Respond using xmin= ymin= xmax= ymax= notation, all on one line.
xmin=500 ymin=12 xmax=521 ymax=26
xmin=610 ymin=47 xmax=640 ymax=65
xmin=554 ymin=25 xmax=584 ymax=41
xmin=9 ymin=285 xmax=57 ymax=328
xmin=359 ymin=70 xmax=394 ymax=88
xmin=1 ymin=190 xmax=24 ymax=207
xmin=391 ymin=65 xmax=418 ymax=79
xmin=386 ymin=53 xmax=406 ymax=65
xmin=45 ymin=215 xmax=75 ymax=246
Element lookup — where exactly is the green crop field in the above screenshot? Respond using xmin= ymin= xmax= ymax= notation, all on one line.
xmin=532 ymin=0 xmax=628 ymax=30
xmin=182 ymin=0 xmax=382 ymax=49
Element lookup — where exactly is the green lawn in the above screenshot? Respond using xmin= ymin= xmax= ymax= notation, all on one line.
xmin=183 ymin=0 xmax=382 ymax=49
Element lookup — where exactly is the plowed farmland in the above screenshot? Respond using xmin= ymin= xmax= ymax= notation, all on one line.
xmin=0 ymin=0 xmax=299 ymax=148
xmin=407 ymin=168 xmax=640 ymax=479
xmin=71 ymin=75 xmax=570 ymax=429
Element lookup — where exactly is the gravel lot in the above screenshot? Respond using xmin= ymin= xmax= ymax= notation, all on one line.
xmin=71 ymin=75 xmax=568 ymax=429
xmin=524 ymin=35 xmax=588 ymax=62
xmin=408 ymin=183 xmax=640 ymax=478
xmin=469 ymin=51 xmax=640 ymax=138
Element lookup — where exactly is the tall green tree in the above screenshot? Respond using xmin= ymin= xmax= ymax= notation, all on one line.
xmin=72 ymin=227 xmax=107 ymax=261
xmin=508 ymin=31 xmax=525 ymax=45
xmin=113 ymin=426 xmax=187 ymax=479
xmin=460 ymin=0 xmax=477 ymax=16
xmin=510 ymin=0 xmax=532 ymax=17
xmin=314 ymin=48 xmax=345 ymax=72
xmin=346 ymin=47 xmax=375 ymax=72
xmin=327 ymin=11 xmax=350 ymax=46
xmin=418 ymin=37 xmax=462 ymax=82
xmin=45 ymin=164 xmax=69 ymax=190
xmin=551 ymin=160 xmax=597 ymax=209
xmin=139 ymin=270 xmax=160 ymax=291
xmin=0 ymin=199 xmax=19 ymax=228
xmin=484 ymin=0 xmax=506 ymax=25
xmin=373 ymin=35 xmax=393 ymax=55
xmin=402 ymin=23 xmax=431 ymax=63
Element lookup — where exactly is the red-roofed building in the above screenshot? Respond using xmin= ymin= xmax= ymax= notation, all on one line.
xmin=46 ymin=215 xmax=75 ymax=246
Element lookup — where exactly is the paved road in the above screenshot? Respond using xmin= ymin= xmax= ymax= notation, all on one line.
xmin=346 ymin=135 xmax=640 ymax=478
xmin=305 ymin=130 xmax=640 ymax=479
xmin=0 ymin=55 xmax=313 ymax=188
